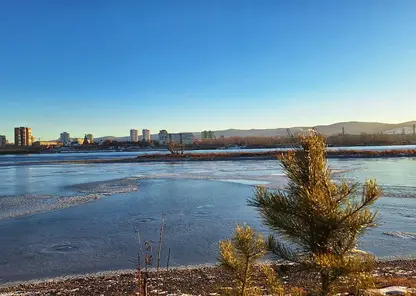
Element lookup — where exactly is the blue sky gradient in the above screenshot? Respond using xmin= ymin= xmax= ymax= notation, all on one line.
xmin=1 ymin=0 xmax=415 ymax=140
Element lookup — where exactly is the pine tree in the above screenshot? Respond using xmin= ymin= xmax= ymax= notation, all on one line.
xmin=249 ymin=132 xmax=381 ymax=295
xmin=218 ymin=224 xmax=272 ymax=296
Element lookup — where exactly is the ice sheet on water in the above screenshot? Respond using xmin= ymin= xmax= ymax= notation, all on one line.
xmin=68 ymin=177 xmax=140 ymax=195
xmin=383 ymin=231 xmax=416 ymax=240
xmin=0 ymin=193 xmax=101 ymax=220
xmin=132 ymin=172 xmax=287 ymax=189
xmin=216 ymin=179 xmax=270 ymax=186
xmin=196 ymin=204 xmax=214 ymax=209
xmin=0 ymin=177 xmax=141 ymax=220
xmin=0 ymin=172 xmax=285 ymax=220
xmin=382 ymin=186 xmax=416 ymax=199
xmin=3 ymin=171 xmax=413 ymax=221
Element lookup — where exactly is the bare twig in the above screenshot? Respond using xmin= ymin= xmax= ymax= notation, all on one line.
xmin=166 ymin=248 xmax=171 ymax=271
xmin=137 ymin=231 xmax=142 ymax=296
xmin=156 ymin=214 xmax=165 ymax=295
xmin=143 ymin=241 xmax=153 ymax=296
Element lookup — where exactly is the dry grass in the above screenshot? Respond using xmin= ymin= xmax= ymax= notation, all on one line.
xmin=133 ymin=149 xmax=416 ymax=162
xmin=376 ymin=276 xmax=416 ymax=288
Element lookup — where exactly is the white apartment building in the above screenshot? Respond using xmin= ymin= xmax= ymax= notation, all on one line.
xmin=86 ymin=134 xmax=94 ymax=143
xmin=158 ymin=130 xmax=169 ymax=145
xmin=60 ymin=132 xmax=70 ymax=144
xmin=130 ymin=129 xmax=139 ymax=142
xmin=0 ymin=135 xmax=6 ymax=147
xmin=14 ymin=127 xmax=32 ymax=147
xmin=169 ymin=133 xmax=194 ymax=145
xmin=142 ymin=129 xmax=150 ymax=142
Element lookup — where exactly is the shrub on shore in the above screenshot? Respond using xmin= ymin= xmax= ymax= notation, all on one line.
xmin=218 ymin=224 xmax=284 ymax=296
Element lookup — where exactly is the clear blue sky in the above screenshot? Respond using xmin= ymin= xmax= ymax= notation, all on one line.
xmin=1 ymin=0 xmax=415 ymax=140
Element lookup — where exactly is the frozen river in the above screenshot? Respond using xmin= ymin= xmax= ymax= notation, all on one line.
xmin=0 ymin=154 xmax=416 ymax=283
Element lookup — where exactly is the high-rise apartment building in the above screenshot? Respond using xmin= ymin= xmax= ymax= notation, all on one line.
xmin=142 ymin=129 xmax=150 ymax=142
xmin=14 ymin=127 xmax=32 ymax=147
xmin=86 ymin=134 xmax=94 ymax=143
xmin=158 ymin=130 xmax=169 ymax=145
xmin=60 ymin=132 xmax=70 ymax=144
xmin=130 ymin=129 xmax=139 ymax=142
xmin=0 ymin=135 xmax=6 ymax=147
xmin=180 ymin=133 xmax=195 ymax=145
xmin=201 ymin=130 xmax=215 ymax=139
xmin=169 ymin=133 xmax=194 ymax=145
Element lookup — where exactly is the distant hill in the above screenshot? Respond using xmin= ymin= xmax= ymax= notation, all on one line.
xmin=94 ymin=136 xmax=130 ymax=142
xmin=93 ymin=121 xmax=416 ymax=141
xmin=195 ymin=121 xmax=416 ymax=138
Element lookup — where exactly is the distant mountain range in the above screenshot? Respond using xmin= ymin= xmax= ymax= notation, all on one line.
xmin=93 ymin=121 xmax=416 ymax=142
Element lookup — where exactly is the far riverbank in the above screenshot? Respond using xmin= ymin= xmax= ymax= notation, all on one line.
xmin=2 ymin=148 xmax=416 ymax=166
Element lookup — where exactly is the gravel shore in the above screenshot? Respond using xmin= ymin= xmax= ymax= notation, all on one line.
xmin=1 ymin=260 xmax=415 ymax=295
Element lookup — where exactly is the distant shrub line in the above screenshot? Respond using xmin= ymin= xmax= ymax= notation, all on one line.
xmin=134 ymin=149 xmax=416 ymax=161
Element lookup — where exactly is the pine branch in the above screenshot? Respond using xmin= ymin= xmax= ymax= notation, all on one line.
xmin=268 ymin=235 xmax=299 ymax=263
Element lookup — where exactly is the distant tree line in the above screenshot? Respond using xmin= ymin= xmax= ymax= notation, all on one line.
xmin=50 ymin=133 xmax=416 ymax=152
xmin=327 ymin=133 xmax=416 ymax=146
xmin=194 ymin=133 xmax=416 ymax=149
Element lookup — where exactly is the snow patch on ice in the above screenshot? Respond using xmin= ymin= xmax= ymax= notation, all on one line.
xmin=0 ymin=177 xmax=141 ymax=220
xmin=383 ymin=232 xmax=416 ymax=240
xmin=0 ymin=194 xmax=101 ymax=220
xmin=216 ymin=179 xmax=270 ymax=186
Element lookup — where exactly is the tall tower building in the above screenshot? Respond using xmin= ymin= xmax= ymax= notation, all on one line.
xmin=27 ymin=128 xmax=32 ymax=146
xmin=86 ymin=134 xmax=94 ymax=143
xmin=0 ymin=135 xmax=6 ymax=147
xmin=158 ymin=130 xmax=169 ymax=145
xmin=130 ymin=129 xmax=139 ymax=142
xmin=142 ymin=129 xmax=151 ymax=142
xmin=60 ymin=132 xmax=70 ymax=144
xmin=14 ymin=127 xmax=32 ymax=147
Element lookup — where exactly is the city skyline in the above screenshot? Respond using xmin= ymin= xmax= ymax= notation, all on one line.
xmin=3 ymin=118 xmax=416 ymax=144
xmin=1 ymin=1 xmax=416 ymax=140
